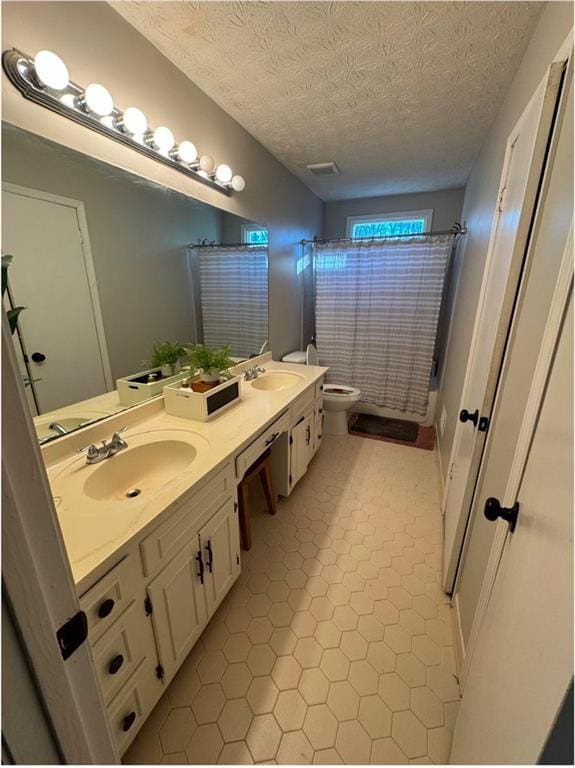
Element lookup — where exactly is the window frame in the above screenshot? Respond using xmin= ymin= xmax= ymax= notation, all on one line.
xmin=345 ymin=209 xmax=433 ymax=239
xmin=242 ymin=224 xmax=269 ymax=245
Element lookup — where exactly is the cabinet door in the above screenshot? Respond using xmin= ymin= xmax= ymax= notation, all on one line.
xmin=313 ymin=401 xmax=324 ymax=455
xmin=200 ymin=498 xmax=241 ymax=618
xmin=147 ymin=540 xmax=208 ymax=681
xmin=290 ymin=411 xmax=314 ymax=490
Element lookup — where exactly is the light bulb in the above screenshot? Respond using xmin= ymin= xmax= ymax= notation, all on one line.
xmin=152 ymin=126 xmax=175 ymax=153
xmin=83 ymin=83 xmax=114 ymax=116
xmin=197 ymin=170 xmax=209 ymax=179
xmin=33 ymin=50 xmax=69 ymax=90
xmin=121 ymin=106 xmax=147 ymax=135
xmin=231 ymin=175 xmax=246 ymax=192
xmin=199 ymin=155 xmax=215 ymax=173
xmin=176 ymin=141 xmax=198 ymax=164
xmin=215 ymin=164 xmax=233 ymax=183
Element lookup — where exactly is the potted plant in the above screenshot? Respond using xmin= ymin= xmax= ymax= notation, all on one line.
xmin=186 ymin=344 xmax=235 ymax=384
xmin=147 ymin=340 xmax=188 ymax=377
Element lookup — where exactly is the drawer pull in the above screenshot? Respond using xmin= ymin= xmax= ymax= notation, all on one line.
xmin=205 ymin=539 xmax=214 ymax=573
xmin=108 ymin=654 xmax=124 ymax=675
xmin=97 ymin=598 xmax=115 ymax=619
xmin=122 ymin=711 xmax=136 ymax=732
xmin=196 ymin=549 xmax=205 ymax=584
xmin=265 ymin=432 xmax=280 ymax=446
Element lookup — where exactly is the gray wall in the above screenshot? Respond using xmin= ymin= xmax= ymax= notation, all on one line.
xmin=436 ymin=2 xmax=573 ymax=482
xmin=2 ymin=1 xmax=324 ymax=361
xmin=323 ymin=188 xmax=465 ymax=239
xmin=2 ymin=125 xmax=223 ymax=380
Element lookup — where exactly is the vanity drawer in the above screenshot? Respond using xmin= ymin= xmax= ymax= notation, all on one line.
xmin=315 ymin=379 xmax=324 ymax=400
xmin=140 ymin=463 xmax=235 ymax=576
xmin=290 ymin=387 xmax=315 ymax=428
xmin=92 ymin=600 xmax=149 ymax=704
xmin=80 ymin=556 xmax=139 ymax=643
xmin=107 ymin=656 xmax=159 ymax=755
xmin=236 ymin=410 xmax=290 ymax=479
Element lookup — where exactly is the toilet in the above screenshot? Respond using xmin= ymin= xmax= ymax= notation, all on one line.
xmin=282 ymin=345 xmax=361 ymax=436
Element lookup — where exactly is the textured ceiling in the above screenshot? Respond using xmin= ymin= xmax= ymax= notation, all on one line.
xmin=111 ymin=1 xmax=543 ymax=201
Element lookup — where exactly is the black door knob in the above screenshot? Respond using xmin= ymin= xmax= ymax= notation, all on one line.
xmin=108 ymin=654 xmax=124 ymax=675
xmin=484 ymin=497 xmax=519 ymax=532
xmin=31 ymin=352 xmax=46 ymax=363
xmin=459 ymin=408 xmax=479 ymax=427
xmin=97 ymin=598 xmax=115 ymax=619
xmin=122 ymin=711 xmax=136 ymax=732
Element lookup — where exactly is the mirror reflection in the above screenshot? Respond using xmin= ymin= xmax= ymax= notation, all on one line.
xmin=2 ymin=124 xmax=268 ymax=443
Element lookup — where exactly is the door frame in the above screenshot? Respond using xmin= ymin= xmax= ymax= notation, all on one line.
xmin=2 ymin=313 xmax=118 ymax=762
xmin=459 ymin=221 xmax=573 ymax=689
xmin=2 ymin=182 xmax=114 ymax=393
xmin=442 ymin=33 xmax=572 ymax=593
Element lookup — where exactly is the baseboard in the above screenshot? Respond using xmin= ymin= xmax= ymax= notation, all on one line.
xmin=451 ymin=592 xmax=466 ymax=683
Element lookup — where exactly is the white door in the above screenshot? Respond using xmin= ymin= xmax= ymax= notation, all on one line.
xmin=147 ymin=539 xmax=208 ymax=680
xmin=2 ymin=186 xmax=111 ymax=413
xmin=200 ymin=498 xmax=241 ymax=618
xmin=290 ymin=411 xmax=313 ymax=490
xmin=450 ymin=285 xmax=573 ymax=764
xmin=442 ymin=63 xmax=565 ymax=592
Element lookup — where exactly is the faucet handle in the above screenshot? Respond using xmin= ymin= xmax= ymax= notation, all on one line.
xmin=112 ymin=426 xmax=128 ymax=438
xmin=77 ymin=444 xmax=99 ymax=459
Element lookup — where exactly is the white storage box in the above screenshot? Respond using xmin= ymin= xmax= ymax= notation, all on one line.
xmin=116 ymin=367 xmax=188 ymax=406
xmin=164 ymin=376 xmax=241 ymax=422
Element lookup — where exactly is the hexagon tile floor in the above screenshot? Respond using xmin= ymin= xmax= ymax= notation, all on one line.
xmin=124 ymin=434 xmax=460 ymax=765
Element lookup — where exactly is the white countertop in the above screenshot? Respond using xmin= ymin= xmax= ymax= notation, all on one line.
xmin=41 ymin=358 xmax=327 ymax=591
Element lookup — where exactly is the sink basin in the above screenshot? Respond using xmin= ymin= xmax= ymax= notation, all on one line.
xmin=51 ymin=428 xmax=209 ymax=509
xmin=84 ymin=440 xmax=197 ymax=502
xmin=251 ymin=372 xmax=304 ymax=391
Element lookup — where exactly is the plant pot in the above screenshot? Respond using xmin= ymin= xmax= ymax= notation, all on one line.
xmin=161 ymin=362 xmax=181 ymax=378
xmin=200 ymin=371 xmax=221 ymax=384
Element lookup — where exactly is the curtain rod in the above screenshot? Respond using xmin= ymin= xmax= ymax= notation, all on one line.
xmin=188 ymin=240 xmax=267 ymax=249
xmin=300 ymin=221 xmax=467 ymax=246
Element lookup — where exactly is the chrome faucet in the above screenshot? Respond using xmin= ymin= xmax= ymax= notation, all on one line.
xmin=244 ymin=366 xmax=266 ymax=381
xmin=78 ymin=427 xmax=128 ymax=465
xmin=49 ymin=422 xmax=68 ymax=436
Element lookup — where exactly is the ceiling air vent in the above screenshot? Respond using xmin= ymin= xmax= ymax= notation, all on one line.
xmin=306 ymin=162 xmax=340 ymax=176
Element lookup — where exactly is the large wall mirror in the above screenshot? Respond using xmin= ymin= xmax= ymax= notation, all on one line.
xmin=2 ymin=124 xmax=269 ymax=443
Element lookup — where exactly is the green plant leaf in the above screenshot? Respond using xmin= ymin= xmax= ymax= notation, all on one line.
xmin=186 ymin=344 xmax=235 ymax=376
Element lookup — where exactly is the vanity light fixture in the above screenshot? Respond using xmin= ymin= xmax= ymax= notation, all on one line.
xmin=199 ymin=154 xmax=215 ymax=174
xmin=215 ymin=163 xmax=233 ymax=184
xmin=2 ymin=47 xmax=246 ymax=195
xmin=81 ymin=83 xmax=114 ymax=117
xmin=175 ymin=140 xmax=198 ymax=164
xmin=33 ymin=49 xmax=69 ymax=90
xmin=118 ymin=106 xmax=148 ymax=136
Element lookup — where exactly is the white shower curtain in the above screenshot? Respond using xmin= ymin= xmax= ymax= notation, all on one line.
xmin=198 ymin=245 xmax=268 ymax=358
xmin=314 ymin=235 xmax=452 ymax=416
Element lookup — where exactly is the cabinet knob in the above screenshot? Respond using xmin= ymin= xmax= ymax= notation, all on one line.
xmin=122 ymin=711 xmax=136 ymax=732
xmin=108 ymin=654 xmax=124 ymax=675
xmin=97 ymin=598 xmax=115 ymax=619
xmin=31 ymin=351 xmax=46 ymax=363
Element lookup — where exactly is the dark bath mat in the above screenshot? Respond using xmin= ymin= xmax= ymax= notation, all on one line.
xmin=350 ymin=414 xmax=419 ymax=442
xmin=348 ymin=413 xmax=436 ymax=450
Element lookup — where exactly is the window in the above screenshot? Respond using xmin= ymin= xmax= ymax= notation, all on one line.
xmin=346 ymin=209 xmax=433 ymax=239
xmin=242 ymin=225 xmax=269 ymax=245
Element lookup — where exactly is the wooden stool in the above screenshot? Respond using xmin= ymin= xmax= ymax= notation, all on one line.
xmin=238 ymin=448 xmax=277 ymax=550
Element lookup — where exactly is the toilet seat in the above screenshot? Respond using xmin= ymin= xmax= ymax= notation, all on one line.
xmin=323 ymin=384 xmax=361 ymax=400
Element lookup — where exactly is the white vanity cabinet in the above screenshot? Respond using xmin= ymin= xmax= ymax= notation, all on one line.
xmin=290 ymin=409 xmax=314 ymax=489
xmin=79 ymin=463 xmax=240 ymax=756
xmin=147 ymin=538 xmax=209 ymax=681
